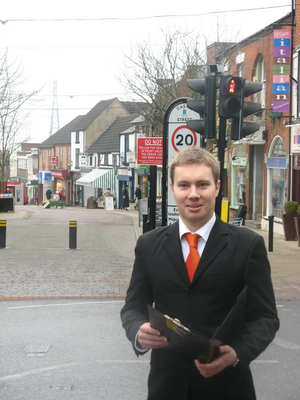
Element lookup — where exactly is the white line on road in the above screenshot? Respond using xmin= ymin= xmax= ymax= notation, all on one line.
xmin=273 ymin=338 xmax=300 ymax=350
xmin=96 ymin=360 xmax=149 ymax=363
xmin=253 ymin=360 xmax=279 ymax=364
xmin=0 ymin=362 xmax=80 ymax=382
xmin=8 ymin=300 xmax=125 ymax=309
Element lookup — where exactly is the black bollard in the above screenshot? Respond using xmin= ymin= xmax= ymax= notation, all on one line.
xmin=142 ymin=214 xmax=148 ymax=234
xmin=69 ymin=221 xmax=77 ymax=249
xmin=268 ymin=215 xmax=274 ymax=252
xmin=0 ymin=220 xmax=6 ymax=248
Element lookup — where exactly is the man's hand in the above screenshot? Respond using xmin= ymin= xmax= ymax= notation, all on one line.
xmin=137 ymin=322 xmax=168 ymax=350
xmin=194 ymin=345 xmax=238 ymax=378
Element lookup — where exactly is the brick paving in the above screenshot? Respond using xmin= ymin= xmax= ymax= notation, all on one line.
xmin=0 ymin=205 xmax=299 ymax=301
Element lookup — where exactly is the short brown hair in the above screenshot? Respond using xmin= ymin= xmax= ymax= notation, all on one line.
xmin=169 ymin=147 xmax=220 ymax=184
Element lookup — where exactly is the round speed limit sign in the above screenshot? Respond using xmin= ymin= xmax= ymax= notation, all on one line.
xmin=171 ymin=125 xmax=197 ymax=152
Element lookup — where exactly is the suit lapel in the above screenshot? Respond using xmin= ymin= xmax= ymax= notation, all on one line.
xmin=192 ymin=217 xmax=228 ymax=283
xmin=163 ymin=221 xmax=191 ymax=285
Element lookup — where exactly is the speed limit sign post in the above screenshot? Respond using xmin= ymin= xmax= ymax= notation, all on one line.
xmin=162 ymin=98 xmax=201 ymax=227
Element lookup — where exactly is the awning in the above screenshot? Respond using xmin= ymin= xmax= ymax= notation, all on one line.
xmin=76 ymin=168 xmax=115 ymax=193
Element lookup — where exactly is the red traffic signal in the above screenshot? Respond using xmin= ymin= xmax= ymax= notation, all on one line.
xmin=219 ymin=76 xmax=243 ymax=118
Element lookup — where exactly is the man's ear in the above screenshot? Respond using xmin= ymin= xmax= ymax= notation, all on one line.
xmin=215 ymin=180 xmax=221 ymax=197
xmin=170 ymin=181 xmax=174 ymax=195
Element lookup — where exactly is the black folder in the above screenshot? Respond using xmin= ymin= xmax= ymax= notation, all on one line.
xmin=147 ymin=286 xmax=247 ymax=363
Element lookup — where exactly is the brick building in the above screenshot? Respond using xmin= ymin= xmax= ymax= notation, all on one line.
xmin=207 ymin=12 xmax=296 ymax=234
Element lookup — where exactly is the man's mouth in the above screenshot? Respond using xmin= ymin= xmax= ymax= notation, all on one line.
xmin=187 ymin=204 xmax=201 ymax=210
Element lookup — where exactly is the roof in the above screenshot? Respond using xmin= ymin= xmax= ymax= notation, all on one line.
xmin=38 ymin=115 xmax=84 ymax=148
xmin=72 ymin=98 xmax=117 ymax=132
xmin=121 ymin=101 xmax=149 ymax=114
xmin=86 ymin=113 xmax=140 ymax=154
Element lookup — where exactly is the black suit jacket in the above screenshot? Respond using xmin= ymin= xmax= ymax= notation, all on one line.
xmin=121 ymin=218 xmax=279 ymax=400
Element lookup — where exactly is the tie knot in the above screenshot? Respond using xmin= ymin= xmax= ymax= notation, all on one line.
xmin=185 ymin=233 xmax=200 ymax=249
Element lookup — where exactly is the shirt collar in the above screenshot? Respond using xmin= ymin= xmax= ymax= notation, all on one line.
xmin=179 ymin=213 xmax=216 ymax=243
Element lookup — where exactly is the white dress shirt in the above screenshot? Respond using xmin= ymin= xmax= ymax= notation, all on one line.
xmin=179 ymin=213 xmax=216 ymax=261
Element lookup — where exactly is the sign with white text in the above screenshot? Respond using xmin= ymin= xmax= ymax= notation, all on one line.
xmin=49 ymin=156 xmax=58 ymax=167
xmin=137 ymin=138 xmax=163 ymax=165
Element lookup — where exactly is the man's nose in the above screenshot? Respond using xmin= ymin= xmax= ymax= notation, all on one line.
xmin=189 ymin=186 xmax=200 ymax=198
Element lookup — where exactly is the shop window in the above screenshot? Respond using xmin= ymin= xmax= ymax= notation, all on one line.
xmin=267 ymin=137 xmax=287 ymax=219
xmin=231 ymin=145 xmax=247 ymax=208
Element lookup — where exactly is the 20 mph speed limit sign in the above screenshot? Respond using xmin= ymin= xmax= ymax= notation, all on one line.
xmin=168 ymin=123 xmax=200 ymax=163
xmin=171 ymin=125 xmax=198 ymax=152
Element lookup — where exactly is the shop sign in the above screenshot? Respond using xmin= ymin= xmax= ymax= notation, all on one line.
xmin=79 ymin=155 xmax=86 ymax=166
xmin=117 ymin=169 xmax=132 ymax=176
xmin=267 ymin=157 xmax=287 ymax=169
xmin=49 ymin=156 xmax=58 ymax=167
xmin=232 ymin=157 xmax=246 ymax=167
xmin=51 ymin=171 xmax=67 ymax=179
xmin=272 ymin=30 xmax=290 ymax=113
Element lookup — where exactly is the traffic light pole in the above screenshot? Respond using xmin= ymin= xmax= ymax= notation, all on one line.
xmin=215 ymin=116 xmax=227 ymax=217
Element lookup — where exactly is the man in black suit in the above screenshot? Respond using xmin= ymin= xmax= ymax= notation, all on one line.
xmin=121 ymin=147 xmax=279 ymax=400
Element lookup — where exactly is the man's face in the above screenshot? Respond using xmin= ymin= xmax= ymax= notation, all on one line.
xmin=170 ymin=163 xmax=220 ymax=232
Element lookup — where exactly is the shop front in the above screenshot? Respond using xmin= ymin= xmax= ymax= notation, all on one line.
xmin=51 ymin=170 xmax=68 ymax=203
xmin=76 ymin=168 xmax=116 ymax=208
xmin=261 ymin=136 xmax=287 ymax=234
xmin=38 ymin=171 xmax=54 ymax=202
xmin=291 ymin=125 xmax=300 ymax=203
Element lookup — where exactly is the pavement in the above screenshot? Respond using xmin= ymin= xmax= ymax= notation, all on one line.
xmin=0 ymin=206 xmax=299 ymax=301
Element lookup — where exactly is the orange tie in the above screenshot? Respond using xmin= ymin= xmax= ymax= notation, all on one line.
xmin=185 ymin=233 xmax=200 ymax=282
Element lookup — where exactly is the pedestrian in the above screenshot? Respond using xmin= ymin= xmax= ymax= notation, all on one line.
xmin=46 ymin=188 xmax=52 ymax=200
xmin=134 ymin=185 xmax=142 ymax=200
xmin=122 ymin=184 xmax=129 ymax=211
xmin=121 ymin=147 xmax=279 ymax=400
xmin=134 ymin=185 xmax=142 ymax=210
xmin=58 ymin=190 xmax=66 ymax=201
xmin=103 ymin=187 xmax=113 ymax=198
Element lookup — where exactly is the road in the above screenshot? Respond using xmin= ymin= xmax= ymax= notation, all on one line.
xmin=0 ymin=205 xmax=299 ymax=399
xmin=1 ymin=299 xmax=299 ymax=400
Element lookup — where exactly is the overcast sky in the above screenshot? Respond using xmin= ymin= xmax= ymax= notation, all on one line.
xmin=0 ymin=1 xmax=291 ymax=144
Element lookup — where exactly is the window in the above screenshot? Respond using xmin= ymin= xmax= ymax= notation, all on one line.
xmin=90 ymin=156 xmax=93 ymax=167
xmin=18 ymin=158 xmax=28 ymax=169
xmin=75 ymin=131 xmax=80 ymax=144
xmin=75 ymin=149 xmax=79 ymax=168
xmin=49 ymin=150 xmax=52 ymax=157
xmin=253 ymin=55 xmax=266 ymax=109
xmin=60 ymin=147 xmax=63 ymax=162
xmin=33 ymin=158 xmax=38 ymax=169
xmin=68 ymin=147 xmax=71 ymax=163
xmin=42 ymin=150 xmax=45 ymax=165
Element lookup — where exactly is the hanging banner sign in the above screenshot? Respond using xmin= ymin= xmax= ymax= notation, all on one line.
xmin=272 ymin=30 xmax=291 ymax=113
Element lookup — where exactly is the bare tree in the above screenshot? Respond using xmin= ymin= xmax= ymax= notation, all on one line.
xmin=119 ymin=29 xmax=208 ymax=134
xmin=0 ymin=50 xmax=39 ymax=192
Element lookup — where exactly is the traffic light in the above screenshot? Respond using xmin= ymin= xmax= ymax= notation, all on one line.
xmin=219 ymin=75 xmax=262 ymax=140
xmin=219 ymin=76 xmax=243 ymax=118
xmin=186 ymin=76 xmax=216 ymax=139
